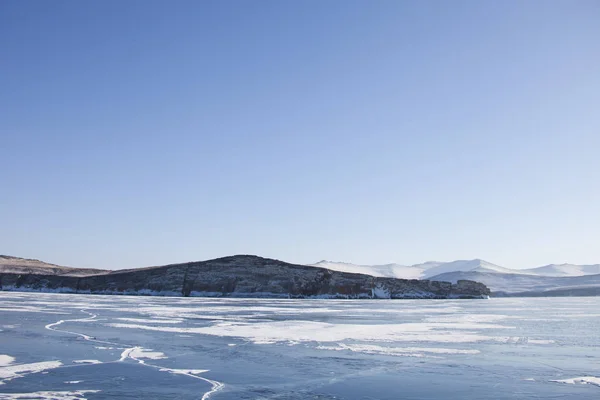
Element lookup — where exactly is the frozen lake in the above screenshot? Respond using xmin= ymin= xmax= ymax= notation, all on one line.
xmin=0 ymin=293 xmax=599 ymax=399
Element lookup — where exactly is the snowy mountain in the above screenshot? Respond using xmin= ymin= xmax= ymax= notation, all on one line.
xmin=520 ymin=263 xmax=600 ymax=277
xmin=427 ymin=270 xmax=600 ymax=296
xmin=419 ymin=259 xmax=516 ymax=279
xmin=308 ymin=259 xmax=600 ymax=296
xmin=309 ymin=259 xmax=516 ymax=280
xmin=308 ymin=261 xmax=427 ymax=280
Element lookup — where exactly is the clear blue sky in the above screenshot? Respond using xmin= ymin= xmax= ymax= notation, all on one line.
xmin=2 ymin=1 xmax=599 ymax=270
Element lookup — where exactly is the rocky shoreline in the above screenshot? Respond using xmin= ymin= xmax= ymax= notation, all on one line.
xmin=0 ymin=255 xmax=490 ymax=299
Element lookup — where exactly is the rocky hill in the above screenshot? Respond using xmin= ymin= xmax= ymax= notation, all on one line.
xmin=0 ymin=255 xmax=490 ymax=299
xmin=0 ymin=255 xmax=108 ymax=276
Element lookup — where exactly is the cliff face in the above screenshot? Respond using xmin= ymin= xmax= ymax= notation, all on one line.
xmin=0 ymin=255 xmax=490 ymax=299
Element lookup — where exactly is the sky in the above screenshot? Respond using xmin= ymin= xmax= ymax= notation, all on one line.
xmin=1 ymin=1 xmax=599 ymax=270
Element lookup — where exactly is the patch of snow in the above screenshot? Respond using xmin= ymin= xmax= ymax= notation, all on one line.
xmin=115 ymin=317 xmax=183 ymax=324
xmin=0 ymin=390 xmax=100 ymax=399
xmin=316 ymin=343 xmax=480 ymax=357
xmin=72 ymin=360 xmax=102 ymax=364
xmin=126 ymin=347 xmax=167 ymax=360
xmin=371 ymin=285 xmax=390 ymax=299
xmin=159 ymin=368 xmax=209 ymax=375
xmin=0 ymin=356 xmax=14 ymax=367
xmin=106 ymin=320 xmax=513 ymax=344
xmin=526 ymin=339 xmax=555 ymax=344
xmin=424 ymin=314 xmax=509 ymax=323
xmin=0 ymin=361 xmax=63 ymax=385
xmin=550 ymin=376 xmax=600 ymax=387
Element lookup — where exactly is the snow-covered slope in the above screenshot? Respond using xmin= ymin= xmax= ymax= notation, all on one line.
xmin=520 ymin=264 xmax=600 ymax=277
xmin=308 ymin=261 xmax=426 ymax=280
xmin=420 ymin=259 xmax=513 ymax=279
xmin=308 ymin=258 xmax=600 ymax=296
xmin=428 ymin=270 xmax=600 ymax=295
xmin=308 ymin=259 xmax=515 ymax=280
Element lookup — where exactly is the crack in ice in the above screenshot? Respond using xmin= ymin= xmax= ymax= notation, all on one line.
xmin=42 ymin=310 xmax=224 ymax=399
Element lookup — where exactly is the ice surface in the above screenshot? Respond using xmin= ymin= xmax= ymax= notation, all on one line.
xmin=1 ymin=293 xmax=599 ymax=399
xmin=107 ymin=320 xmax=516 ymax=344
xmin=0 ymin=306 xmax=66 ymax=314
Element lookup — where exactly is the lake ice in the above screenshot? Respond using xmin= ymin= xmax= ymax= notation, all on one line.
xmin=0 ymin=293 xmax=599 ymax=399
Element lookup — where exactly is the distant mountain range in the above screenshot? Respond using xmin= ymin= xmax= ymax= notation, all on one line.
xmin=308 ymin=259 xmax=600 ymax=296
xmin=519 ymin=263 xmax=600 ymax=277
xmin=0 ymin=255 xmax=489 ymax=299
xmin=3 ymin=254 xmax=599 ymax=298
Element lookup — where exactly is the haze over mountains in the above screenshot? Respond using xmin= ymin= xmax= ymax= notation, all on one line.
xmin=309 ymin=259 xmax=600 ymax=279
xmin=520 ymin=264 xmax=600 ymax=277
xmin=309 ymin=259 xmax=600 ymax=296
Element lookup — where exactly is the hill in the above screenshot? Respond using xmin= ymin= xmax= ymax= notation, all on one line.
xmin=0 ymin=255 xmax=490 ymax=299
xmin=0 ymin=255 xmax=108 ymax=276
